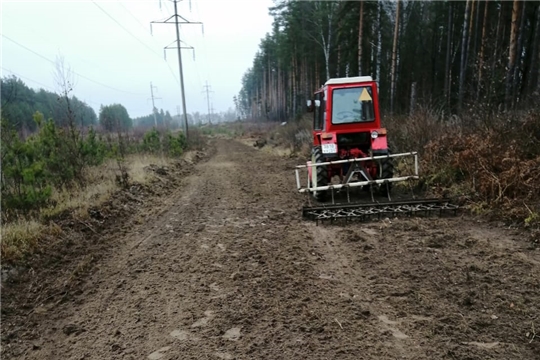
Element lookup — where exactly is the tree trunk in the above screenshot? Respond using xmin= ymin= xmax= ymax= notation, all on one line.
xmin=458 ymin=0 xmax=471 ymax=112
xmin=468 ymin=0 xmax=476 ymax=55
xmin=472 ymin=0 xmax=480 ymax=62
xmin=390 ymin=0 xmax=400 ymax=114
xmin=477 ymin=0 xmax=489 ymax=99
xmin=526 ymin=4 xmax=540 ymax=94
xmin=358 ymin=0 xmax=364 ymax=76
xmin=396 ymin=1 xmax=404 ymax=92
xmin=294 ymin=58 xmax=298 ymax=115
xmin=505 ymin=0 xmax=521 ymax=110
xmin=315 ymin=59 xmax=320 ymax=91
xmin=376 ymin=0 xmax=382 ymax=82
xmin=488 ymin=2 xmax=503 ymax=104
xmin=337 ymin=43 xmax=341 ymax=78
xmin=346 ymin=28 xmax=351 ymax=77
xmin=303 ymin=56 xmax=308 ymax=98
xmin=325 ymin=11 xmax=332 ymax=81
xmin=538 ymin=31 xmax=540 ymax=93
xmin=444 ymin=2 xmax=453 ymax=106
xmin=410 ymin=82 xmax=417 ymax=115
xmin=512 ymin=1 xmax=526 ymax=102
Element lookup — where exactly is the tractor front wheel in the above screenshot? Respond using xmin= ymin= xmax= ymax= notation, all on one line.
xmin=311 ymin=146 xmax=328 ymax=202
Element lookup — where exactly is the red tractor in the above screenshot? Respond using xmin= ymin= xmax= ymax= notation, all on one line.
xmin=300 ymin=76 xmax=408 ymax=202
xmin=295 ymin=76 xmax=459 ymax=222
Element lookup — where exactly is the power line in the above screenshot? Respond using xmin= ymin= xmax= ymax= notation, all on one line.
xmin=114 ymin=2 xmax=182 ymax=87
xmin=92 ymin=1 xmax=164 ymax=60
xmin=93 ymin=3 xmax=183 ymax=91
xmin=118 ymin=2 xmax=152 ymax=35
xmin=4 ymin=10 xmax=138 ymax=77
xmin=1 ymin=67 xmax=55 ymax=92
xmin=194 ymin=0 xmax=211 ymax=86
xmin=202 ymin=80 xmax=214 ymax=124
xmin=151 ymin=0 xmax=204 ymax=140
xmin=149 ymin=82 xmax=162 ymax=127
xmin=159 ymin=0 xmax=197 ymax=89
xmin=159 ymin=0 xmax=202 ymax=92
xmin=2 ymin=34 xmax=146 ymax=96
xmin=1 ymin=67 xmax=101 ymax=107
xmin=2 ymin=34 xmax=55 ymax=65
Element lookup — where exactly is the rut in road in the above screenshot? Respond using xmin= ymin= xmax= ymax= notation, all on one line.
xmin=9 ymin=138 xmax=540 ymax=360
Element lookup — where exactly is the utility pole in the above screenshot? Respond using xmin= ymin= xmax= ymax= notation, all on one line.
xmin=176 ymin=105 xmax=185 ymax=133
xmin=210 ymin=104 xmax=216 ymax=123
xmin=202 ymin=81 xmax=214 ymax=125
xmin=151 ymin=0 xmax=203 ymax=140
xmin=149 ymin=82 xmax=162 ymax=128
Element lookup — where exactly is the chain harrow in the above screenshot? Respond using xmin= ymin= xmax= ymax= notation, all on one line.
xmin=303 ymin=198 xmax=460 ymax=224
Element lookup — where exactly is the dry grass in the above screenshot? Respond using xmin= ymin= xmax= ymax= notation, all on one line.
xmin=39 ymin=154 xmax=170 ymax=220
xmin=1 ymin=153 xmax=176 ymax=264
xmin=387 ymin=107 xmax=540 ymax=225
xmin=1 ymin=220 xmax=62 ymax=263
xmin=126 ymin=154 xmax=170 ymax=183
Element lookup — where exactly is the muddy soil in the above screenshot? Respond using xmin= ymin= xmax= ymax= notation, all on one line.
xmin=2 ymin=138 xmax=539 ymax=360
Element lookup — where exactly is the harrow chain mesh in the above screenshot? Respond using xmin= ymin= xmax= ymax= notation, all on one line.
xmin=303 ymin=200 xmax=459 ymax=223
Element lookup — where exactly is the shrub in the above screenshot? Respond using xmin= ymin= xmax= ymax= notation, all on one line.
xmin=164 ymin=131 xmax=186 ymax=157
xmin=142 ymin=127 xmax=161 ymax=153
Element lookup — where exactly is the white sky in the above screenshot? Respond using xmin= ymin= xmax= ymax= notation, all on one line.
xmin=1 ymin=0 xmax=275 ymax=119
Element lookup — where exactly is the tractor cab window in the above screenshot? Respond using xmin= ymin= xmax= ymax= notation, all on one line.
xmin=313 ymin=92 xmax=325 ymax=131
xmin=331 ymin=86 xmax=375 ymax=124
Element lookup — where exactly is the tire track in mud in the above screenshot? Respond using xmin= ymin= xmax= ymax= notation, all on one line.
xmin=4 ymin=138 xmax=539 ymax=360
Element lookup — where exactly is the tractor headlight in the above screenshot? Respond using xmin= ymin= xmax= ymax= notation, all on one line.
xmin=371 ymin=131 xmax=379 ymax=139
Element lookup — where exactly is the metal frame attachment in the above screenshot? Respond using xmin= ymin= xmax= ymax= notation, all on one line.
xmin=294 ymin=152 xmax=419 ymax=203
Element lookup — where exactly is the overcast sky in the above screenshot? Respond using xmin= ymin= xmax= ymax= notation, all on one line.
xmin=1 ymin=0 xmax=275 ymax=119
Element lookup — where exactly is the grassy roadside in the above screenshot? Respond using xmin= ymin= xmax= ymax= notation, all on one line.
xmin=1 ymin=151 xmax=197 ymax=266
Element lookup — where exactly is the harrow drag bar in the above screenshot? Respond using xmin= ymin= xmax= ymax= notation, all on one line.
xmin=303 ymin=198 xmax=460 ymax=223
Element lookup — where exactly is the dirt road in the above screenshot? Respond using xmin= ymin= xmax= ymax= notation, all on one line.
xmin=3 ymin=138 xmax=539 ymax=359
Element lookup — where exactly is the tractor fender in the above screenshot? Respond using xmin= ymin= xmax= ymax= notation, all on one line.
xmin=320 ymin=132 xmax=338 ymax=156
xmin=371 ymin=135 xmax=388 ymax=151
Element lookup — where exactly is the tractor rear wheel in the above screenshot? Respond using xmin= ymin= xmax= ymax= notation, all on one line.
xmin=378 ymin=150 xmax=394 ymax=196
xmin=311 ymin=146 xmax=328 ymax=202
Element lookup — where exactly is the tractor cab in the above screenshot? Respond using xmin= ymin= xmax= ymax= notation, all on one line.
xmin=307 ymin=76 xmax=387 ymax=160
xmin=303 ymin=76 xmax=397 ymax=202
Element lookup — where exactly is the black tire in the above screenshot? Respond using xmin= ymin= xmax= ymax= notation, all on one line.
xmin=378 ymin=149 xmax=394 ymax=196
xmin=311 ymin=146 xmax=328 ymax=202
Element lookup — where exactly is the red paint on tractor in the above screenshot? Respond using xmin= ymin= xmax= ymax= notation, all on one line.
xmin=306 ymin=76 xmax=394 ymax=197
xmin=371 ymin=135 xmax=387 ymax=150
